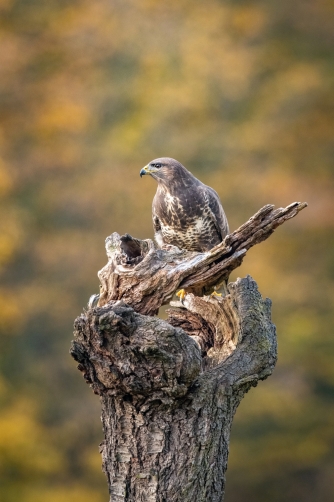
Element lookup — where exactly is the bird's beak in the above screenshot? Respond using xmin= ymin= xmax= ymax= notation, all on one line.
xmin=139 ymin=166 xmax=148 ymax=178
xmin=140 ymin=164 xmax=159 ymax=177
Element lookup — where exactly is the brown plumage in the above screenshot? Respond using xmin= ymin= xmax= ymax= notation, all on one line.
xmin=140 ymin=158 xmax=229 ymax=252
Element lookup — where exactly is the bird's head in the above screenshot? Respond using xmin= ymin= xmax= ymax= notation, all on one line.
xmin=140 ymin=157 xmax=188 ymax=183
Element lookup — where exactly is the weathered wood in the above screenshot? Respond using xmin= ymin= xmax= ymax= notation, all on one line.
xmin=72 ymin=277 xmax=276 ymax=502
xmin=71 ymin=201 xmax=306 ymax=502
xmin=96 ymin=202 xmax=307 ymax=316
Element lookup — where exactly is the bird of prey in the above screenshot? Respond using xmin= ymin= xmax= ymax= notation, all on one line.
xmin=140 ymin=157 xmax=229 ymax=253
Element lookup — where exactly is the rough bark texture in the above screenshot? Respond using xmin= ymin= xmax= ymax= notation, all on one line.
xmin=95 ymin=202 xmax=306 ymax=316
xmin=71 ymin=202 xmax=306 ymax=502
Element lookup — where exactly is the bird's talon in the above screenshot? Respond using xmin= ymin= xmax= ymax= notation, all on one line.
xmin=176 ymin=289 xmax=186 ymax=302
xmin=211 ymin=291 xmax=222 ymax=298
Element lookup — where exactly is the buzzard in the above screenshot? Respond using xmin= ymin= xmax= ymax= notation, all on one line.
xmin=140 ymin=158 xmax=229 ymax=253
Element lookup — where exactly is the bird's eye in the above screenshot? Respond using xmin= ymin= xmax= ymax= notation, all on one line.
xmin=153 ymin=163 xmax=162 ymax=168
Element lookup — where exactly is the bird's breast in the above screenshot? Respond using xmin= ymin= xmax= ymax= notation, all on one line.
xmin=154 ymin=186 xmax=221 ymax=251
xmin=160 ymin=215 xmax=219 ymax=252
xmin=158 ymin=190 xmax=200 ymax=223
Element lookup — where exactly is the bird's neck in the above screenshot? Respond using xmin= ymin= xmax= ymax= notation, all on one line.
xmin=157 ymin=176 xmax=197 ymax=194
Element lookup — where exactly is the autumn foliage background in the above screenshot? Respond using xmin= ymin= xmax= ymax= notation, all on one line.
xmin=0 ymin=0 xmax=333 ymax=501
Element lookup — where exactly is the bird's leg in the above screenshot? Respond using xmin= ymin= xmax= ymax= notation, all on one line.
xmin=176 ymin=289 xmax=187 ymax=302
xmin=210 ymin=281 xmax=228 ymax=298
xmin=210 ymin=291 xmax=222 ymax=298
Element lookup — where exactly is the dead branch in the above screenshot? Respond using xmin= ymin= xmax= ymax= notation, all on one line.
xmin=96 ymin=202 xmax=307 ymax=316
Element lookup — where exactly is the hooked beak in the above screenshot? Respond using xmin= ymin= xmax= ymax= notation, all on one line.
xmin=139 ymin=164 xmax=159 ymax=178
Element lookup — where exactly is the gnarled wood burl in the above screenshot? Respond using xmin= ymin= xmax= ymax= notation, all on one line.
xmin=71 ymin=202 xmax=306 ymax=502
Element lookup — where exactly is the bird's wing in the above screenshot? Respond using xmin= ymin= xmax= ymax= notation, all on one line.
xmin=152 ymin=194 xmax=164 ymax=247
xmin=200 ymin=184 xmax=229 ymax=240
xmin=152 ymin=193 xmax=161 ymax=232
xmin=153 ymin=212 xmax=161 ymax=232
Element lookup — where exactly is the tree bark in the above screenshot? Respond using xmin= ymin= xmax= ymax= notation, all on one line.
xmin=71 ymin=202 xmax=306 ymax=502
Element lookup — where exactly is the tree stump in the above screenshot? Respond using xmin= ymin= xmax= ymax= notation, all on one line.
xmin=71 ymin=202 xmax=306 ymax=502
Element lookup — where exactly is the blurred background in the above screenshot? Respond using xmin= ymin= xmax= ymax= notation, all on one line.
xmin=0 ymin=0 xmax=333 ymax=501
